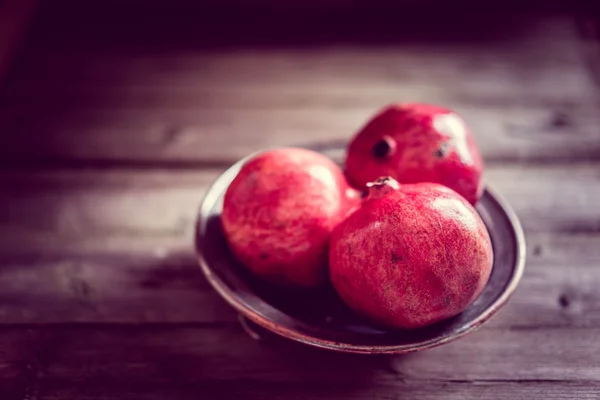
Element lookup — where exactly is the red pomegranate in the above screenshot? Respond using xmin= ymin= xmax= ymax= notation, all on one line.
xmin=345 ymin=103 xmax=484 ymax=204
xmin=329 ymin=177 xmax=493 ymax=329
xmin=222 ymin=147 xmax=361 ymax=288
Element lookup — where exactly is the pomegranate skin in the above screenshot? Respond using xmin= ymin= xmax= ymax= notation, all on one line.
xmin=222 ymin=148 xmax=361 ymax=288
xmin=329 ymin=177 xmax=493 ymax=329
xmin=345 ymin=103 xmax=484 ymax=204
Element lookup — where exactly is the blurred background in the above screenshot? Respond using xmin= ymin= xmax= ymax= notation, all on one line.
xmin=0 ymin=0 xmax=597 ymax=161
xmin=0 ymin=0 xmax=598 ymax=167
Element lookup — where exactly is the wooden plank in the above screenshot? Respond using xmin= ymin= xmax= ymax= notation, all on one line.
xmin=0 ymin=252 xmax=237 ymax=324
xmin=0 ymin=165 xmax=598 ymax=327
xmin=0 ymin=164 xmax=597 ymax=257
xmin=22 ymin=382 xmax=600 ymax=400
xmin=1 ymin=103 xmax=599 ymax=166
xmin=0 ymin=0 xmax=37 ymax=85
xmin=0 ymin=325 xmax=600 ymax=399
xmin=0 ymin=16 xmax=598 ymax=165
xmin=0 ymin=233 xmax=598 ymax=328
xmin=389 ymin=330 xmax=600 ymax=382
xmin=36 ymin=326 xmax=600 ymax=382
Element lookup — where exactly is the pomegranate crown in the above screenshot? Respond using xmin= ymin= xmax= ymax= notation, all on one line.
xmin=366 ymin=176 xmax=400 ymax=200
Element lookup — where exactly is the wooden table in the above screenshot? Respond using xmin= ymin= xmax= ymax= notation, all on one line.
xmin=1 ymin=3 xmax=599 ymax=399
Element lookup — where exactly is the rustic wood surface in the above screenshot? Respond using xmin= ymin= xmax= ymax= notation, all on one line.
xmin=0 ymin=3 xmax=599 ymax=399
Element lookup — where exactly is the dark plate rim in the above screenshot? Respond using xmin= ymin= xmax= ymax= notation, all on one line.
xmin=194 ymin=148 xmax=526 ymax=354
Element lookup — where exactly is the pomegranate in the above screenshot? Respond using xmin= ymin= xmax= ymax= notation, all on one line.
xmin=329 ymin=177 xmax=493 ymax=329
xmin=222 ymin=147 xmax=361 ymax=288
xmin=345 ymin=103 xmax=484 ymax=204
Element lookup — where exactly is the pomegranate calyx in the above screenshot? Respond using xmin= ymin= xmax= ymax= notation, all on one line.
xmin=366 ymin=176 xmax=400 ymax=200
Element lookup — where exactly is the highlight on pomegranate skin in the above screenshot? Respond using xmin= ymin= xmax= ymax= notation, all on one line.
xmin=221 ymin=147 xmax=361 ymax=288
xmin=345 ymin=103 xmax=484 ymax=205
xmin=329 ymin=176 xmax=493 ymax=329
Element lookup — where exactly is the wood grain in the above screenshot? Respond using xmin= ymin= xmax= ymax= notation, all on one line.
xmin=23 ymin=382 xmax=600 ymax=400
xmin=1 ymin=16 xmax=598 ymax=165
xmin=0 ymin=233 xmax=598 ymax=328
xmin=0 ymin=7 xmax=598 ymax=399
xmin=0 ymin=166 xmax=598 ymax=328
xmin=1 ymin=325 xmax=600 ymax=399
xmin=0 ymin=164 xmax=597 ymax=257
